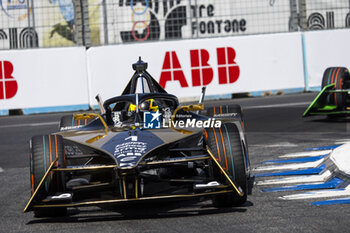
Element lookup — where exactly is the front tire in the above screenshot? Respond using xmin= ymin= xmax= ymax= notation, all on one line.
xmin=205 ymin=123 xmax=248 ymax=207
xmin=30 ymin=134 xmax=67 ymax=217
xmin=322 ymin=67 xmax=350 ymax=110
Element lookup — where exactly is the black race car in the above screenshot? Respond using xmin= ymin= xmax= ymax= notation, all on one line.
xmin=303 ymin=67 xmax=350 ymax=117
xmin=24 ymin=58 xmax=251 ymax=217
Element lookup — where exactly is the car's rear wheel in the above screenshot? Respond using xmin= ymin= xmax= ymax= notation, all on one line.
xmin=206 ymin=104 xmax=242 ymax=117
xmin=205 ymin=104 xmax=245 ymax=128
xmin=59 ymin=114 xmax=93 ymax=131
xmin=205 ymin=123 xmax=247 ymax=207
xmin=322 ymin=67 xmax=350 ymax=110
xmin=30 ymin=134 xmax=67 ymax=217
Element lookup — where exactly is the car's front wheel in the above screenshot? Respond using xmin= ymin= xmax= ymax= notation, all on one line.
xmin=205 ymin=123 xmax=248 ymax=207
xmin=322 ymin=67 xmax=350 ymax=110
xmin=30 ymin=134 xmax=67 ymax=217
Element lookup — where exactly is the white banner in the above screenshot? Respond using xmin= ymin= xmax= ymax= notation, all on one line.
xmin=104 ymin=0 xmax=291 ymax=44
xmin=87 ymin=32 xmax=305 ymax=104
xmin=0 ymin=47 xmax=89 ymax=110
xmin=304 ymin=29 xmax=350 ymax=88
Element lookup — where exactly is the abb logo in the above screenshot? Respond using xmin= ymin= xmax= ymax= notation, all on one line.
xmin=159 ymin=47 xmax=240 ymax=88
xmin=0 ymin=61 xmax=18 ymax=100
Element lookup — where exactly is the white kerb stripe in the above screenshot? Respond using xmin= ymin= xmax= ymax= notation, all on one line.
xmin=253 ymin=158 xmax=325 ymax=172
xmin=279 ymin=150 xmax=332 ymax=158
xmin=256 ymin=170 xmax=331 ymax=186
xmin=0 ymin=122 xmax=58 ymax=128
xmin=244 ymin=102 xmax=310 ymax=109
xmin=280 ymin=185 xmax=350 ymax=200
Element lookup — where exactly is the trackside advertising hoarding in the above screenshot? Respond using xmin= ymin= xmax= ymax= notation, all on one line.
xmin=87 ymin=32 xmax=305 ymax=105
xmin=0 ymin=47 xmax=89 ymax=110
xmin=1 ymin=30 xmax=350 ymax=112
xmin=303 ymin=29 xmax=350 ymax=89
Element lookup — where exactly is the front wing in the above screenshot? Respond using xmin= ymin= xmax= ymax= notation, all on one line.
xmin=303 ymin=84 xmax=350 ymax=117
xmin=23 ymin=148 xmax=243 ymax=213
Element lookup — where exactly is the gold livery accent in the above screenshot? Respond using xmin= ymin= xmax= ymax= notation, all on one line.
xmin=30 ymin=190 xmax=234 ymax=209
xmin=135 ymin=177 xmax=139 ymax=198
xmin=206 ymin=146 xmax=244 ymax=197
xmin=170 ymin=104 xmax=204 ymax=135
xmin=138 ymin=155 xmax=210 ymax=165
xmin=23 ymin=158 xmax=58 ymax=213
xmin=73 ymin=113 xmax=108 ymax=143
xmin=52 ymin=165 xmax=117 ymax=171
xmin=122 ymin=176 xmax=127 ymax=199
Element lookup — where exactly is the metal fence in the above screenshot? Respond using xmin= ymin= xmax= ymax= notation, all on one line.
xmin=0 ymin=0 xmax=349 ymax=50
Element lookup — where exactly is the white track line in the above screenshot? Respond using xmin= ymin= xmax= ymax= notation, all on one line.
xmin=251 ymin=143 xmax=298 ymax=148
xmin=278 ymin=150 xmax=332 ymax=158
xmin=253 ymin=158 xmax=325 ymax=172
xmin=256 ymin=170 xmax=332 ymax=186
xmin=335 ymin=139 xmax=350 ymax=144
xmin=280 ymin=185 xmax=350 ymax=200
xmin=0 ymin=122 xmax=58 ymax=128
xmin=244 ymin=102 xmax=310 ymax=109
xmin=0 ymin=167 xmax=4 ymax=173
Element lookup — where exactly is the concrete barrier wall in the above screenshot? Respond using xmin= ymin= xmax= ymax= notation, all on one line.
xmin=0 ymin=30 xmax=348 ymax=113
xmin=303 ymin=29 xmax=350 ymax=89
xmin=0 ymin=47 xmax=89 ymax=111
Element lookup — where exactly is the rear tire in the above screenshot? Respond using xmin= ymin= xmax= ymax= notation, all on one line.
xmin=205 ymin=123 xmax=248 ymax=207
xmin=30 ymin=135 xmax=67 ymax=217
xmin=321 ymin=67 xmax=350 ymax=110
xmin=59 ymin=114 xmax=93 ymax=131
xmin=205 ymin=104 xmax=245 ymax=129
xmin=206 ymin=104 xmax=242 ymax=117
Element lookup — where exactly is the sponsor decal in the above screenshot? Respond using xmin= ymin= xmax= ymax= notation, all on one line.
xmin=112 ymin=111 xmax=123 ymax=127
xmin=159 ymin=47 xmax=239 ymax=88
xmin=114 ymin=141 xmax=147 ymax=167
xmin=102 ymin=130 xmax=164 ymax=168
xmin=59 ymin=125 xmax=83 ymax=131
xmin=190 ymin=4 xmax=246 ymax=36
xmin=117 ymin=1 xmax=248 ymax=43
xmin=0 ymin=61 xmax=18 ymax=100
xmin=125 ymin=135 xmax=138 ymax=141
xmin=212 ymin=113 xmax=238 ymax=117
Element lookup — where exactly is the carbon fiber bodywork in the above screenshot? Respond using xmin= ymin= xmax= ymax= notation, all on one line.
xmin=24 ymin=59 xmax=250 ymax=214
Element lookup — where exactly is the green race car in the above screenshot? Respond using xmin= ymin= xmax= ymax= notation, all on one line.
xmin=303 ymin=67 xmax=350 ymax=117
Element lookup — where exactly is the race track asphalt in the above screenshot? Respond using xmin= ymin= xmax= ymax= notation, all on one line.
xmin=0 ymin=92 xmax=349 ymax=233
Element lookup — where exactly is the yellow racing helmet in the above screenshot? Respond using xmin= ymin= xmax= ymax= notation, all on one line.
xmin=128 ymin=99 xmax=159 ymax=112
